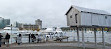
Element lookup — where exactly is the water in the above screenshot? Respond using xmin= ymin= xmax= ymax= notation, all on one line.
xmin=64 ymin=31 xmax=111 ymax=44
xmin=9 ymin=31 xmax=111 ymax=44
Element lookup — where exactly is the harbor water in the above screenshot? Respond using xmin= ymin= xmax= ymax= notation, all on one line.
xmin=64 ymin=31 xmax=111 ymax=44
xmin=8 ymin=31 xmax=111 ymax=44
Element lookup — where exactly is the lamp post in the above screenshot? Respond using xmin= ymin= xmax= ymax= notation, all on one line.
xmin=11 ymin=24 xmax=12 ymax=44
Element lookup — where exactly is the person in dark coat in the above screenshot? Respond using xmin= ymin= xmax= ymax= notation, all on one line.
xmin=31 ymin=34 xmax=36 ymax=42
xmin=5 ymin=33 xmax=10 ymax=47
xmin=0 ymin=33 xmax=3 ymax=47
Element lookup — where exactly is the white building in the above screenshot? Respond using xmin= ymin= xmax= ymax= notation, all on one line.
xmin=65 ymin=5 xmax=111 ymax=27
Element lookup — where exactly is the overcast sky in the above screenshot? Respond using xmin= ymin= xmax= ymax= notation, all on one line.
xmin=0 ymin=0 xmax=111 ymax=28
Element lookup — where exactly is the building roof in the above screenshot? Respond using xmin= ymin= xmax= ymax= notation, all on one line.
xmin=66 ymin=5 xmax=111 ymax=15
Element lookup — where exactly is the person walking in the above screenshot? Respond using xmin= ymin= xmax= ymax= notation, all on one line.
xmin=5 ymin=33 xmax=10 ymax=47
xmin=17 ymin=34 xmax=22 ymax=45
xmin=0 ymin=33 xmax=3 ymax=47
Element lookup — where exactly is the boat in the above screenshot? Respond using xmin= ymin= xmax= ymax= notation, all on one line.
xmin=0 ymin=25 xmax=19 ymax=38
xmin=42 ymin=27 xmax=68 ymax=41
xmin=0 ymin=25 xmax=19 ymax=44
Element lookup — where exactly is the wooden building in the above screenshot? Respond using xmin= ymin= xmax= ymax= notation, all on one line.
xmin=65 ymin=5 xmax=111 ymax=27
xmin=65 ymin=5 xmax=111 ymax=49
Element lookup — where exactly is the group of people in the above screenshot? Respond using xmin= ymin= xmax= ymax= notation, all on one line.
xmin=0 ymin=33 xmax=10 ymax=47
xmin=31 ymin=34 xmax=41 ymax=43
xmin=0 ymin=33 xmax=22 ymax=47
xmin=0 ymin=33 xmax=44 ymax=47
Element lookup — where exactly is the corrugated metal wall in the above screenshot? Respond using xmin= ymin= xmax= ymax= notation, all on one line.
xmin=109 ymin=16 xmax=111 ymax=26
xmin=106 ymin=16 xmax=111 ymax=27
xmin=92 ymin=14 xmax=99 ymax=26
xmin=98 ymin=15 xmax=106 ymax=26
xmin=80 ymin=12 xmax=111 ymax=27
xmin=81 ymin=12 xmax=92 ymax=26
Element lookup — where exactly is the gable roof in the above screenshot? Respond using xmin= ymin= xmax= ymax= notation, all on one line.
xmin=65 ymin=5 xmax=111 ymax=15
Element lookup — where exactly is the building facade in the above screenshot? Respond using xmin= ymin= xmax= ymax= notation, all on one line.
xmin=0 ymin=17 xmax=10 ymax=29
xmin=65 ymin=5 xmax=111 ymax=27
xmin=13 ymin=22 xmax=22 ymax=28
xmin=22 ymin=24 xmax=38 ymax=30
xmin=35 ymin=19 xmax=42 ymax=29
xmin=14 ymin=19 xmax=42 ymax=30
xmin=4 ymin=19 xmax=10 ymax=25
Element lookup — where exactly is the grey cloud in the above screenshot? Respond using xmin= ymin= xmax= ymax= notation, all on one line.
xmin=0 ymin=0 xmax=110 ymax=27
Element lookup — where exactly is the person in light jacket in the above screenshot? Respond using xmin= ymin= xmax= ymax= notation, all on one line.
xmin=17 ymin=34 xmax=22 ymax=45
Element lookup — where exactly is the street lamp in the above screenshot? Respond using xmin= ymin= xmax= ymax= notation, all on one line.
xmin=11 ymin=24 xmax=12 ymax=44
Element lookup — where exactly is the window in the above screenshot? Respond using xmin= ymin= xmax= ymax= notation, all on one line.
xmin=70 ymin=15 xmax=72 ymax=18
xmin=75 ymin=14 xmax=78 ymax=23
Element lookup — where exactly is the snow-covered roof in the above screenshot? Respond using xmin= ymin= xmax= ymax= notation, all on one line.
xmin=66 ymin=5 xmax=111 ymax=15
